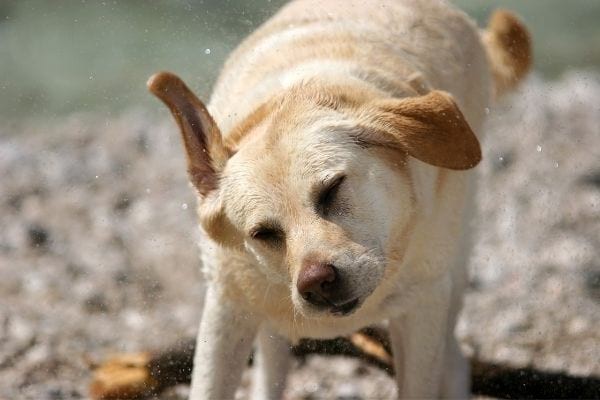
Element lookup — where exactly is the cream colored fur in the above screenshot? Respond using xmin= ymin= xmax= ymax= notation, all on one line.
xmin=147 ymin=1 xmax=531 ymax=399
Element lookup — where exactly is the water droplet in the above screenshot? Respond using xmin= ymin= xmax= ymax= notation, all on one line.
xmin=89 ymin=75 xmax=94 ymax=80
xmin=484 ymin=107 xmax=490 ymax=115
xmin=554 ymin=162 xmax=559 ymax=168
xmin=536 ymin=145 xmax=542 ymax=152
xmin=204 ymin=48 xmax=211 ymax=55
xmin=95 ymin=175 xmax=99 ymax=179
xmin=181 ymin=203 xmax=188 ymax=210
xmin=498 ymin=156 xmax=504 ymax=162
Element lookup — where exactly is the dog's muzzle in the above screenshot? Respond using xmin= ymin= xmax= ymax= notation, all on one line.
xmin=296 ymin=262 xmax=360 ymax=316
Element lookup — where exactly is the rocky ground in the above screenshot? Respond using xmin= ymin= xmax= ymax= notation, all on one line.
xmin=1 ymin=72 xmax=599 ymax=399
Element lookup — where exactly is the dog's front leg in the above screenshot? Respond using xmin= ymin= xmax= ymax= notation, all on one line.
xmin=389 ymin=279 xmax=451 ymax=399
xmin=189 ymin=285 xmax=259 ymax=400
xmin=251 ymin=325 xmax=291 ymax=400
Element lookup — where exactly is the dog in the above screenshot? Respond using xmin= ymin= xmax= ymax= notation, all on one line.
xmin=147 ymin=1 xmax=531 ymax=398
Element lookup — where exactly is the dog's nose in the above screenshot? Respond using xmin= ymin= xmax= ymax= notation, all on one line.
xmin=296 ymin=262 xmax=337 ymax=307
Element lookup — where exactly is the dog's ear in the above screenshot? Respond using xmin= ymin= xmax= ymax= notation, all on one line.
xmin=147 ymin=71 xmax=231 ymax=196
xmin=357 ymin=90 xmax=481 ymax=170
xmin=147 ymin=72 xmax=240 ymax=247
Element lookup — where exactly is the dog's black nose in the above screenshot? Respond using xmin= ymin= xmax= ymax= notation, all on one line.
xmin=297 ymin=262 xmax=338 ymax=307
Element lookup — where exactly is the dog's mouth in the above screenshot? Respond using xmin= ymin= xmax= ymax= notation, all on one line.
xmin=329 ymin=297 xmax=360 ymax=316
xmin=302 ymin=292 xmax=361 ymax=317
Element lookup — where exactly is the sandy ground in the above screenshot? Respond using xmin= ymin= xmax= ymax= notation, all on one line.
xmin=1 ymin=72 xmax=599 ymax=399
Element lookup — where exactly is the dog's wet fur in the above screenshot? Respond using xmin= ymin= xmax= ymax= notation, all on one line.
xmin=148 ymin=1 xmax=531 ymax=398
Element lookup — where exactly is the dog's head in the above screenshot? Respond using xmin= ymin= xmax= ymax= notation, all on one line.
xmin=148 ymin=72 xmax=480 ymax=319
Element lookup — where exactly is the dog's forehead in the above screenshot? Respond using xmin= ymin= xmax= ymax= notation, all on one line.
xmin=221 ymin=121 xmax=357 ymax=222
xmin=228 ymin=125 xmax=352 ymax=184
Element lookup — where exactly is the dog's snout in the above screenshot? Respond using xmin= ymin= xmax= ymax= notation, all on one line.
xmin=296 ymin=262 xmax=337 ymax=306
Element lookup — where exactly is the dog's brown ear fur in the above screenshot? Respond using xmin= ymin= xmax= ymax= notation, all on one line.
xmin=358 ymin=90 xmax=481 ymax=170
xmin=147 ymin=71 xmax=230 ymax=196
xmin=148 ymin=72 xmax=240 ymax=247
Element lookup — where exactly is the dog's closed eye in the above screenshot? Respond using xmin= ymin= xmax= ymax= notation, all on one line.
xmin=317 ymin=175 xmax=346 ymax=216
xmin=250 ymin=224 xmax=284 ymax=244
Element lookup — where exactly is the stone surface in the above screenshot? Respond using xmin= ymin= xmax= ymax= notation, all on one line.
xmin=1 ymin=73 xmax=599 ymax=399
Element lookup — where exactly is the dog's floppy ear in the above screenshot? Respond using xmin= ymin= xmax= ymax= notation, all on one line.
xmin=358 ymin=90 xmax=481 ymax=170
xmin=147 ymin=71 xmax=231 ymax=195
xmin=147 ymin=72 xmax=240 ymax=247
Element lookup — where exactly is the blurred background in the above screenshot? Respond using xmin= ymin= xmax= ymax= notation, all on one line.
xmin=1 ymin=0 xmax=600 ymax=122
xmin=1 ymin=1 xmax=599 ymax=399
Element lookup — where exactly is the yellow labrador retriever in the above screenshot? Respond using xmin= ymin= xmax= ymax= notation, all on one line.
xmin=148 ymin=1 xmax=531 ymax=398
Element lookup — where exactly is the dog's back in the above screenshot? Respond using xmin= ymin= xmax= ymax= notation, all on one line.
xmin=210 ymin=0 xmax=530 ymax=143
xmin=211 ymin=0 xmax=491 ymax=137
